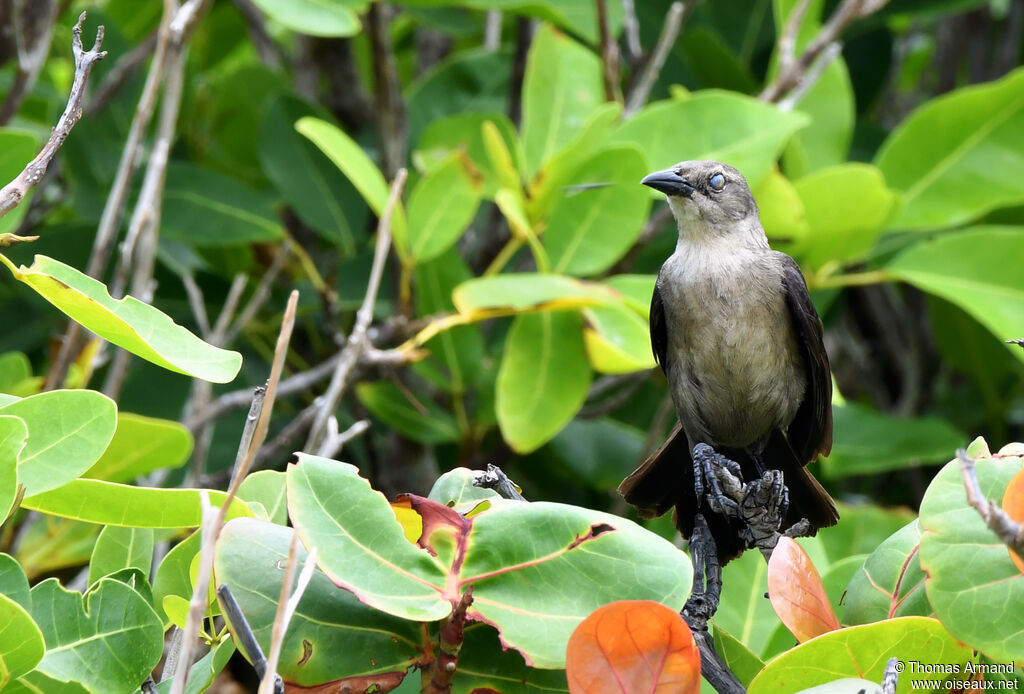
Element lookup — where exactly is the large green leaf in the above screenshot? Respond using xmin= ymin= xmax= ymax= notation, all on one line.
xmin=919 ymin=446 xmax=1024 ymax=662
xmin=260 ymin=94 xmax=366 ymax=253
xmin=822 ymin=402 xmax=966 ymax=477
xmin=22 ymin=479 xmax=252 ymax=528
xmin=886 ymin=226 xmax=1024 ymax=362
xmin=747 ymin=617 xmax=973 ymax=693
xmin=0 ymin=593 xmax=45 ymax=689
xmin=295 ymin=117 xmax=408 ymax=259
xmin=544 ymin=145 xmax=652 ymax=276
xmin=84 ymin=412 xmax=192 ymax=483
xmin=875 ymin=67 xmax=1024 ymax=229
xmin=0 ymin=415 xmax=27 ymax=521
xmin=791 ymin=164 xmax=897 ymax=269
xmin=0 ymin=390 xmax=116 ymax=496
xmin=0 ymin=255 xmax=242 ymax=383
xmin=287 ymin=454 xmax=452 ymax=621
xmin=162 ymin=163 xmax=285 ymax=246
xmin=843 ymin=521 xmax=930 ymax=626
xmin=216 ymin=518 xmax=427 ymax=688
xmin=30 ymin=578 xmax=163 ymax=694
xmin=406 ymin=153 xmax=482 ymax=263
xmin=608 ymin=91 xmax=809 ymax=189
xmin=453 ymin=273 xmax=618 ymax=314
xmin=581 ymin=303 xmax=656 ymax=374
xmin=246 ymin=0 xmax=364 ymax=37
xmin=237 ymin=470 xmax=288 ymax=525
xmin=520 ymin=23 xmax=604 ymax=178
xmin=455 ymin=623 xmax=570 ymax=692
xmin=87 ymin=527 xmax=154 ymax=586
xmin=496 ymin=311 xmax=591 ymax=453
xmin=0 ymin=351 xmax=35 ymax=396
xmin=152 ymin=531 xmax=199 ymax=626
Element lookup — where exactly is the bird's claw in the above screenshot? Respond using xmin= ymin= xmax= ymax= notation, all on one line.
xmin=692 ymin=443 xmax=743 ymax=518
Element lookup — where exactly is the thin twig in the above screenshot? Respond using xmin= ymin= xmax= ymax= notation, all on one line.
xmin=217 ymin=585 xmax=273 ymax=681
xmin=224 ymin=241 xmax=292 ymax=344
xmin=623 ymin=2 xmax=688 ymax=117
xmin=760 ymin=0 xmax=890 ymax=103
xmin=260 ymin=539 xmax=318 ymax=694
xmin=595 ymin=0 xmax=621 ymax=102
xmin=777 ymin=41 xmax=843 ymax=111
xmin=306 ymin=169 xmax=408 ymax=454
xmin=182 ymin=275 xmax=211 ymax=338
xmin=231 ymin=0 xmax=284 ymax=68
xmin=0 ymin=12 xmax=107 ymax=218
xmin=957 ymin=449 xmax=1024 ymax=558
xmin=317 ymin=419 xmax=371 ymax=461
xmin=483 ymin=10 xmax=502 ymax=51
xmin=0 ymin=0 xmax=61 ymax=126
xmin=367 ymin=3 xmax=407 ymax=180
xmin=507 ymin=18 xmax=535 ymax=128
xmin=86 ymin=30 xmax=158 ymax=116
xmin=620 ymin=0 xmax=642 ymax=67
xmin=169 ymin=491 xmax=216 ymax=694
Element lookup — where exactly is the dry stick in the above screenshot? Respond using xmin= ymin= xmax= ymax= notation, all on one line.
xmin=169 ymin=490 xmax=216 ymax=694
xmin=483 ymin=10 xmax=502 ymax=51
xmin=259 ymin=536 xmax=319 ymax=694
xmin=759 ymin=0 xmax=890 ymax=103
xmin=595 ymin=0 xmax=621 ymax=102
xmin=620 ymin=0 xmax=643 ymax=67
xmin=171 ymin=290 xmax=299 ymax=694
xmin=306 ymin=169 xmax=408 ymax=455
xmin=181 ymin=274 xmax=211 ymax=338
xmin=958 ymin=449 xmax=1024 ymax=557
xmin=0 ymin=12 xmax=106 ymax=219
xmin=623 ymin=2 xmax=688 ymax=118
xmin=317 ymin=419 xmax=371 ymax=461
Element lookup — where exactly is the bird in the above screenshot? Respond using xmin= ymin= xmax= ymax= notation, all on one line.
xmin=618 ymin=160 xmax=838 ymax=563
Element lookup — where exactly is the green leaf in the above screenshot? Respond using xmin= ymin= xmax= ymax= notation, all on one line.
xmin=356 ymin=381 xmax=461 ymax=444
xmin=162 ymin=163 xmax=285 ymax=246
xmin=152 ymin=531 xmax=199 ymax=626
xmin=406 ymin=154 xmax=482 ymax=263
xmin=876 ymin=67 xmax=1024 ymax=229
xmin=0 ymin=415 xmax=27 ymax=521
xmin=246 ymin=0 xmax=363 ymax=37
xmin=84 ymin=412 xmax=193 ymax=483
xmin=260 ymin=95 xmax=365 ymax=253
xmin=791 ymin=164 xmax=897 ymax=269
xmin=0 ymin=129 xmax=41 ymax=236
xmin=886 ymin=226 xmax=1024 ymax=362
xmin=0 ymin=390 xmax=116 ymax=496
xmin=815 ymin=503 xmax=917 ymax=566
xmin=608 ymin=91 xmax=809 ymax=189
xmin=821 ymin=402 xmax=966 ymax=477
xmin=216 ymin=518 xmax=426 ymax=687
xmin=286 ymin=455 xmax=451 ymax=621
xmin=843 ymin=521 xmax=929 ymax=626
xmin=712 ymin=624 xmax=765 ymax=687
xmin=497 ymin=311 xmax=591 ymax=453
xmin=415 ymin=112 xmax=521 ymax=198
xmin=0 ymin=255 xmax=242 ymax=383
xmin=581 ymin=303 xmax=656 ymax=374
xmin=603 ymin=274 xmax=656 ymax=316
xmin=154 ymin=639 xmax=234 ymax=694
xmin=455 ymin=623 xmax=570 ymax=692
xmin=747 ymin=617 xmax=973 ymax=693
xmin=754 ymin=168 xmax=809 ymax=244
xmin=427 ymin=468 xmax=501 ymax=514
xmin=88 ymin=527 xmax=154 ymax=586
xmin=453 ymin=273 xmax=618 ymax=314
xmin=550 ymin=418 xmax=646 ymax=490
xmin=919 ymin=450 xmax=1024 ymax=661
xmin=0 ymin=592 xmax=44 ymax=689
xmin=238 ymin=470 xmax=288 ymax=525
xmin=30 ymin=578 xmax=163 ymax=694
xmin=296 ymin=117 xmax=409 ymax=260
xmin=0 ymin=553 xmax=31 ymax=609
xmin=544 ymin=145 xmax=652 ymax=276
xmin=462 ymin=500 xmax=692 ymax=668
xmin=772 ymin=0 xmax=854 ymax=177
xmin=521 ymin=23 xmax=604 ymax=178
xmin=0 ymin=351 xmax=35 ymax=396
xmin=22 ymin=479 xmax=252 ymax=528
xmin=15 ymin=520 xmax=99 ymax=580
xmin=401 ymin=0 xmax=620 ymax=43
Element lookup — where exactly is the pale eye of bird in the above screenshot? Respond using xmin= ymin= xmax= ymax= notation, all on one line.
xmin=709 ymin=173 xmax=725 ymax=191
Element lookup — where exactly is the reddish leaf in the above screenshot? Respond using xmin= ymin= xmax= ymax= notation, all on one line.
xmin=565 ymin=600 xmax=700 ymax=694
xmin=397 ymin=493 xmax=471 ymax=557
xmin=1001 ymin=467 xmax=1024 ymax=573
xmin=767 ymin=536 xmax=840 ymax=643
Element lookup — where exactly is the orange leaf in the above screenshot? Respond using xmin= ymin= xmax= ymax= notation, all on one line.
xmin=566 ymin=600 xmax=700 ymax=694
xmin=767 ymin=536 xmax=840 ymax=643
xmin=1001 ymin=467 xmax=1024 ymax=573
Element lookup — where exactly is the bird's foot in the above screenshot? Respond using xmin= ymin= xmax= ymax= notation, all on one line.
xmin=784 ymin=518 xmax=813 ymax=538
xmin=739 ymin=469 xmax=790 ymax=558
xmin=692 ymin=443 xmax=743 ymax=518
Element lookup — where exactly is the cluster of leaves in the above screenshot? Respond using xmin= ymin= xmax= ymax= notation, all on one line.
xmin=0 ymin=0 xmax=1023 ymax=692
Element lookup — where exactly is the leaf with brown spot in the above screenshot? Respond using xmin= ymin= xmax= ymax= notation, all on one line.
xmin=767 ymin=537 xmax=840 ymax=643
xmin=284 ymin=670 xmax=407 ymax=693
xmin=1001 ymin=467 xmax=1024 ymax=573
xmin=565 ymin=600 xmax=700 ymax=694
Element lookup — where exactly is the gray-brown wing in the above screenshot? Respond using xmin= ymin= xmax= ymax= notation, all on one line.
xmin=779 ymin=253 xmax=833 ymax=462
xmin=650 ymin=280 xmax=669 ymax=374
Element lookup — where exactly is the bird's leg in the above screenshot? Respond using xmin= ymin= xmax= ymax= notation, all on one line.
xmin=692 ymin=443 xmax=743 ymax=518
xmin=738 ymin=468 xmax=789 ymax=560
xmin=682 ymin=513 xmax=723 ymax=629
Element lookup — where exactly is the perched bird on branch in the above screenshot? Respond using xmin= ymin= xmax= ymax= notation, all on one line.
xmin=619 ymin=160 xmax=838 ymax=563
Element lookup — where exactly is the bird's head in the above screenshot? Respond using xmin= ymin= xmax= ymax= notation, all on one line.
xmin=641 ymin=161 xmax=759 ymax=234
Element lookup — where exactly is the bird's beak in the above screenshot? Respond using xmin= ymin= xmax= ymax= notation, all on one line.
xmin=641 ymin=169 xmax=693 ymax=198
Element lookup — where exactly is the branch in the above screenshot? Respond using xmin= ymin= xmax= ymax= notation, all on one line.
xmin=759 ymin=0 xmax=890 ymax=103
xmin=259 ymin=534 xmax=317 ymax=694
xmin=0 ymin=0 xmax=61 ymax=126
xmin=620 ymin=0 xmax=642 ymax=67
xmin=595 ymin=0 xmax=621 ymax=102
xmin=957 ymin=449 xmax=1024 ymax=559
xmin=86 ymin=30 xmax=158 ymax=116
xmin=217 ymin=585 xmax=282 ymax=693
xmin=305 ymin=169 xmax=408 ymax=454
xmin=623 ymin=2 xmax=688 ymax=118
xmin=0 ymin=12 xmax=106 ymax=219
xmin=473 ymin=464 xmax=525 ymax=501
xmin=367 ymin=3 xmax=407 ymax=180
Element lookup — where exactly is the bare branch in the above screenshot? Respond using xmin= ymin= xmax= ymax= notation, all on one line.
xmin=306 ymin=169 xmax=408 ymax=454
xmin=620 ymin=0 xmax=642 ymax=66
xmin=181 ymin=274 xmax=211 ymax=338
xmin=367 ymin=3 xmax=407 ymax=180
xmin=957 ymin=449 xmax=1024 ymax=558
xmin=760 ymin=0 xmax=890 ymax=103
xmin=260 ymin=537 xmax=317 ymax=694
xmin=623 ymin=2 xmax=688 ymax=118
xmin=317 ymin=419 xmax=370 ymax=461
xmin=0 ymin=0 xmax=61 ymax=126
xmin=777 ymin=41 xmax=842 ymax=111
xmin=169 ymin=491 xmax=216 ymax=694
xmin=231 ymin=0 xmax=284 ymax=68
xmin=474 ymin=464 xmax=525 ymax=501
xmin=595 ymin=0 xmax=622 ymax=102
xmin=0 ymin=12 xmax=107 ymax=219
xmin=484 ymin=10 xmax=502 ymax=51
